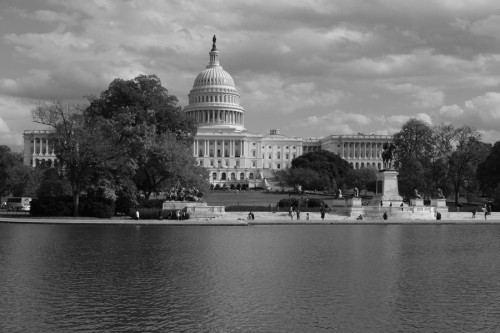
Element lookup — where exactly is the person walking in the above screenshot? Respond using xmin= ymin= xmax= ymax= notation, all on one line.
xmin=383 ymin=211 xmax=388 ymax=220
xmin=320 ymin=207 xmax=325 ymax=220
xmin=296 ymin=209 xmax=301 ymax=220
xmin=472 ymin=209 xmax=476 ymax=219
xmin=135 ymin=210 xmax=140 ymax=221
xmin=306 ymin=213 xmax=309 ymax=220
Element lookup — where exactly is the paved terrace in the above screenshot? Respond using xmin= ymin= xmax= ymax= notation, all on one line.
xmin=1 ymin=211 xmax=499 ymax=226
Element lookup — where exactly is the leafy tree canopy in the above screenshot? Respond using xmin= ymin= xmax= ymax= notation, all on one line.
xmin=0 ymin=146 xmax=31 ymax=197
xmin=291 ymin=150 xmax=351 ymax=189
xmin=86 ymin=74 xmax=197 ymax=142
xmin=477 ymin=141 xmax=500 ymax=195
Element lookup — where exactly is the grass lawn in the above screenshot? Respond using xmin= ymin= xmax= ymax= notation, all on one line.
xmin=204 ymin=190 xmax=336 ymax=207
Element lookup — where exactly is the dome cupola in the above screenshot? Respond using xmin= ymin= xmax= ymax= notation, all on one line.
xmin=184 ymin=36 xmax=245 ymax=131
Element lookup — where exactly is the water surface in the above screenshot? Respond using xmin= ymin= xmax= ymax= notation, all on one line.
xmin=1 ymin=223 xmax=500 ymax=332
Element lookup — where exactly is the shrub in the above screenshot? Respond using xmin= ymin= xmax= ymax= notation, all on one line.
xmin=278 ymin=198 xmax=299 ymax=208
xmin=226 ymin=205 xmax=273 ymax=212
xmin=137 ymin=198 xmax=164 ymax=208
xmin=305 ymin=197 xmax=324 ymax=208
xmin=30 ymin=195 xmax=115 ymax=218
xmin=236 ymin=184 xmax=242 ymax=190
xmin=215 ymin=184 xmax=221 ymax=190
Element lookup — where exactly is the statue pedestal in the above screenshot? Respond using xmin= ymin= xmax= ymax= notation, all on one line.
xmin=162 ymin=201 xmax=225 ymax=218
xmin=411 ymin=199 xmax=424 ymax=206
xmin=431 ymin=199 xmax=447 ymax=208
xmin=372 ymin=170 xmax=403 ymax=206
xmin=350 ymin=197 xmax=362 ymax=206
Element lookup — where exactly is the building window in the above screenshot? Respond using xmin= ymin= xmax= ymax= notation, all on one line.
xmin=277 ymin=152 xmax=281 ymax=159
xmin=212 ymin=173 xmax=217 ymax=180
xmin=252 ymin=150 xmax=256 ymax=157
xmin=277 ymin=163 xmax=281 ymax=169
xmin=268 ymin=153 xmax=272 ymax=159
xmin=286 ymin=153 xmax=289 ymax=159
xmin=240 ymin=173 xmax=244 ymax=180
xmin=231 ymin=173 xmax=236 ymax=180
xmin=249 ymin=173 xmax=254 ymax=179
xmin=221 ymin=172 xmax=226 ymax=180
xmin=252 ymin=160 xmax=256 ymax=167
xmin=236 ymin=161 xmax=239 ymax=167
xmin=210 ymin=160 xmax=214 ymax=167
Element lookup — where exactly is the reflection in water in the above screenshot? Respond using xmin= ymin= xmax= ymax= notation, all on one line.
xmin=1 ymin=224 xmax=500 ymax=332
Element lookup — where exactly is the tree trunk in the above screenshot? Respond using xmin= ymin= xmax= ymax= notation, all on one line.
xmin=454 ymin=184 xmax=460 ymax=206
xmin=73 ymin=189 xmax=80 ymax=217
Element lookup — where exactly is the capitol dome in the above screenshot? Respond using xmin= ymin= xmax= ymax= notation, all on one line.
xmin=184 ymin=36 xmax=245 ymax=131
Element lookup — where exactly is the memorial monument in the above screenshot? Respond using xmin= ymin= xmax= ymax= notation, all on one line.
xmin=162 ymin=182 xmax=225 ymax=219
xmin=372 ymin=142 xmax=403 ymax=206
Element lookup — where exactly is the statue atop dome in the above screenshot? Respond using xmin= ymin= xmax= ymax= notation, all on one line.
xmin=211 ymin=35 xmax=217 ymax=51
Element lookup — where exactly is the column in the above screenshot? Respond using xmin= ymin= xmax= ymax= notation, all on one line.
xmin=193 ymin=140 xmax=196 ymax=156
xmin=342 ymin=142 xmax=345 ymax=158
xmin=222 ymin=140 xmax=225 ymax=158
xmin=205 ymin=140 xmax=208 ymax=157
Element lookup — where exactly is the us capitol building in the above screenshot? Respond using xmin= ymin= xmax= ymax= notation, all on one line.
xmin=23 ymin=37 xmax=391 ymax=189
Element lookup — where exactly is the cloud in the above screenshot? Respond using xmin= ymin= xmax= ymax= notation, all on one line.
xmin=471 ymin=15 xmax=500 ymax=39
xmin=436 ymin=92 xmax=500 ymax=142
xmin=2 ymin=0 xmax=500 ymax=145
xmin=465 ymin=92 xmax=500 ymax=123
xmin=240 ymin=73 xmax=347 ymax=115
xmin=439 ymin=104 xmax=464 ymax=118
xmin=294 ymin=109 xmax=372 ymax=135
xmin=0 ymin=117 xmax=9 ymax=133
xmin=383 ymin=82 xmax=444 ymax=109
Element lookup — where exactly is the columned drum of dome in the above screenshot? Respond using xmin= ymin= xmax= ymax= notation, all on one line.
xmin=184 ymin=35 xmax=246 ymax=131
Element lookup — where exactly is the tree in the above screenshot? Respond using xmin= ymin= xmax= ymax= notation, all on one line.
xmin=32 ymin=101 xmax=128 ymax=216
xmin=0 ymin=146 xmax=32 ymax=196
xmin=434 ymin=125 xmax=490 ymax=205
xmin=291 ymin=150 xmax=352 ymax=190
xmin=345 ymin=168 xmax=377 ymax=193
xmin=397 ymin=157 xmax=426 ymax=198
xmin=393 ymin=119 xmax=435 ymax=195
xmin=86 ymin=74 xmax=203 ymax=199
xmin=133 ymin=133 xmax=209 ymax=199
xmin=477 ymin=141 xmax=500 ymax=196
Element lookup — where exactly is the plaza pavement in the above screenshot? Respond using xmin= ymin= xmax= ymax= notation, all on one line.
xmin=1 ymin=211 xmax=500 ymax=226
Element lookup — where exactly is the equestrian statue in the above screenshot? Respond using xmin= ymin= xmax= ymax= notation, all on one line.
xmin=381 ymin=142 xmax=396 ymax=170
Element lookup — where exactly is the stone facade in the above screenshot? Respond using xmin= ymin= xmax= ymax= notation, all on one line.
xmin=23 ymin=130 xmax=59 ymax=167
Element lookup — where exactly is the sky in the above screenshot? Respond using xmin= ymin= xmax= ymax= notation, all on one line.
xmin=1 ymin=0 xmax=500 ymax=151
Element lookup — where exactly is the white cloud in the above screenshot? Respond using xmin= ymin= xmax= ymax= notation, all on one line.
xmin=439 ymin=104 xmax=464 ymax=118
xmin=465 ymin=92 xmax=500 ymax=124
xmin=471 ymin=15 xmax=500 ymax=39
xmin=240 ymin=73 xmax=346 ymax=115
xmin=383 ymin=83 xmax=444 ymax=109
xmin=0 ymin=117 xmax=10 ymax=133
